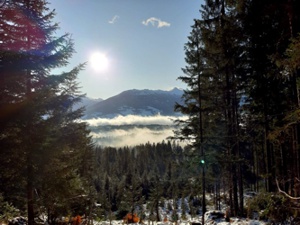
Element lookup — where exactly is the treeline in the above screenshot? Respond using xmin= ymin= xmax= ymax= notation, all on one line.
xmin=173 ymin=0 xmax=300 ymax=220
xmin=93 ymin=141 xmax=203 ymax=221
xmin=92 ymin=139 xmax=263 ymax=221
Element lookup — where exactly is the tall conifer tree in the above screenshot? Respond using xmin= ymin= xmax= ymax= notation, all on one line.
xmin=244 ymin=0 xmax=300 ymax=195
xmin=0 ymin=1 xmax=94 ymax=224
xmin=175 ymin=0 xmax=247 ymax=216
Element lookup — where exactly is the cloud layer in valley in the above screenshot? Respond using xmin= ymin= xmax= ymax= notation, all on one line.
xmin=84 ymin=114 xmax=186 ymax=127
xmin=90 ymin=126 xmax=175 ymax=147
xmin=82 ymin=115 xmax=187 ymax=147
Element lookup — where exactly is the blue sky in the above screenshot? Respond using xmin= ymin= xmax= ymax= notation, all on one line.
xmin=49 ymin=0 xmax=203 ymax=99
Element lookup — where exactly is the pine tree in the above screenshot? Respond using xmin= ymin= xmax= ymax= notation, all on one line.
xmin=173 ymin=18 xmax=211 ymax=220
xmin=0 ymin=1 xmax=94 ymax=224
xmin=119 ymin=169 xmax=144 ymax=217
xmin=174 ymin=0 xmax=248 ymax=216
xmin=148 ymin=176 xmax=163 ymax=222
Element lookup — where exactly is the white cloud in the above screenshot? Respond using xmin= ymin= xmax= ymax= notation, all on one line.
xmin=83 ymin=114 xmax=187 ymax=127
xmin=108 ymin=15 xmax=119 ymax=24
xmin=142 ymin=17 xmax=171 ymax=28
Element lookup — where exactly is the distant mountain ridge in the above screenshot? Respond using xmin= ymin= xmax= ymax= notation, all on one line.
xmin=82 ymin=88 xmax=184 ymax=119
xmin=74 ymin=96 xmax=103 ymax=111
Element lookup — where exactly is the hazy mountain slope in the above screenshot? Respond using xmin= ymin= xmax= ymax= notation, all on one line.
xmin=83 ymin=88 xmax=183 ymax=118
xmin=73 ymin=96 xmax=103 ymax=110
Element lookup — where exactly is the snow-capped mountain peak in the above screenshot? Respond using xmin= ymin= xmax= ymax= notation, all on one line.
xmin=83 ymin=88 xmax=183 ymax=119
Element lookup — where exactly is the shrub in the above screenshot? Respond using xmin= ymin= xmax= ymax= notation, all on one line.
xmin=246 ymin=192 xmax=293 ymax=223
xmin=0 ymin=194 xmax=20 ymax=223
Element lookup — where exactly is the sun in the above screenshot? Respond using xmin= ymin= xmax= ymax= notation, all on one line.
xmin=90 ymin=52 xmax=109 ymax=72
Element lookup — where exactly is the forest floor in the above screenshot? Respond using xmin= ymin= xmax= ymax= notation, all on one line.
xmin=93 ymin=217 xmax=267 ymax=225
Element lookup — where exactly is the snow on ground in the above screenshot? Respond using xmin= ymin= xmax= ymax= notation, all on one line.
xmin=92 ymin=204 xmax=266 ymax=225
xmin=93 ymin=218 xmax=267 ymax=225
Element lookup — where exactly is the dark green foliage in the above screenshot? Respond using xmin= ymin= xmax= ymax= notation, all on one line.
xmin=246 ymin=192 xmax=295 ymax=223
xmin=148 ymin=176 xmax=163 ymax=221
xmin=173 ymin=0 xmax=300 ymax=221
xmin=0 ymin=0 xmax=95 ymax=224
xmin=93 ymin=141 xmax=201 ymax=218
xmin=241 ymin=0 xmax=300 ymax=196
xmin=121 ymin=169 xmax=144 ymax=215
xmin=0 ymin=194 xmax=19 ymax=223
xmin=174 ymin=0 xmax=248 ymax=216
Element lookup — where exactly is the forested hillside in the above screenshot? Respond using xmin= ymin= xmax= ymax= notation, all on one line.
xmin=93 ymin=141 xmax=196 ymax=220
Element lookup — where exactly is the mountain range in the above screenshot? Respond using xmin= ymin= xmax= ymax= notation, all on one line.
xmin=81 ymin=88 xmax=184 ymax=119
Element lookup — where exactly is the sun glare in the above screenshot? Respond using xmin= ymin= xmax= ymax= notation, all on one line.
xmin=90 ymin=52 xmax=109 ymax=72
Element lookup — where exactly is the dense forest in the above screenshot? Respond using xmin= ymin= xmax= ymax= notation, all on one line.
xmin=1 ymin=0 xmax=300 ymax=225
xmin=172 ymin=0 xmax=300 ymax=221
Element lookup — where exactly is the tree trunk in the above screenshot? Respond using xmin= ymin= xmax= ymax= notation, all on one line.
xmin=27 ymin=158 xmax=35 ymax=225
xmin=155 ymin=201 xmax=160 ymax=221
